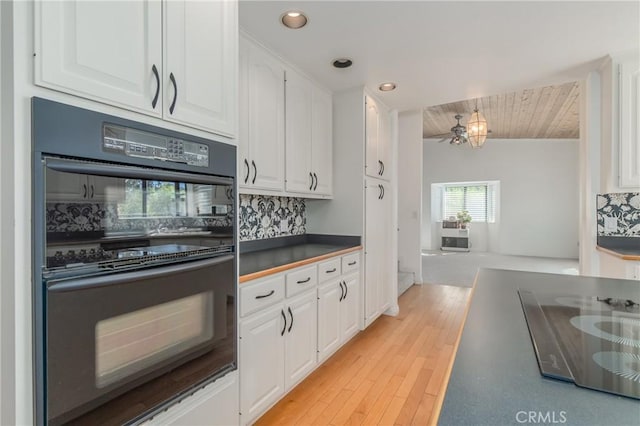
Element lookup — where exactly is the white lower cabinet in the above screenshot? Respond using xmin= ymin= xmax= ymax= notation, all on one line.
xmin=317 ymin=271 xmax=360 ymax=362
xmin=239 ymin=272 xmax=317 ymax=424
xmin=145 ymin=370 xmax=239 ymax=426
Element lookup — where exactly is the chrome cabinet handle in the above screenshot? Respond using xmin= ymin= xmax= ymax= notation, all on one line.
xmin=252 ymin=160 xmax=257 ymax=184
xmin=296 ymin=277 xmax=311 ymax=284
xmin=169 ymin=72 xmax=177 ymax=114
xmin=151 ymin=64 xmax=160 ymax=109
xmin=255 ymin=290 xmax=274 ymax=299
xmin=288 ymin=307 xmax=293 ymax=333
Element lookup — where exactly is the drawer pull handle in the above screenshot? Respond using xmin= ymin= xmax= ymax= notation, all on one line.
xmin=296 ymin=277 xmax=311 ymax=284
xmin=326 ymin=268 xmax=337 ymax=273
xmin=255 ymin=290 xmax=275 ymax=300
xmin=344 ymin=280 xmax=348 ymax=299
xmin=339 ymin=281 xmax=345 ymax=302
xmin=347 ymin=261 xmax=357 ymax=266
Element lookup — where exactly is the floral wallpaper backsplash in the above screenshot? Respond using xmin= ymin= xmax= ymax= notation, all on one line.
xmin=596 ymin=192 xmax=640 ymax=236
xmin=238 ymin=195 xmax=305 ymax=241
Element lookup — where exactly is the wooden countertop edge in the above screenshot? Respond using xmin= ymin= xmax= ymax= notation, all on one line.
xmin=239 ymin=245 xmax=362 ymax=283
xmin=430 ymin=274 xmax=477 ymax=426
xmin=596 ymin=245 xmax=640 ymax=261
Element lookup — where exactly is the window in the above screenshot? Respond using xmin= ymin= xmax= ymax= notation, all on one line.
xmin=435 ymin=181 xmax=498 ymax=223
xmin=117 ymin=179 xmax=188 ymax=218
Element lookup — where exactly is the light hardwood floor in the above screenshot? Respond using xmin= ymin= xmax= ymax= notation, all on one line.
xmin=255 ymin=284 xmax=471 ymax=425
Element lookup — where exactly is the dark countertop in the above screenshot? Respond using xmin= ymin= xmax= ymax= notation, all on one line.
xmin=239 ymin=234 xmax=361 ymax=282
xmin=597 ymin=236 xmax=640 ymax=260
xmin=438 ymin=269 xmax=640 ymax=426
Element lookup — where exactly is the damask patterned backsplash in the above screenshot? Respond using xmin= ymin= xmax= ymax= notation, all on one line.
xmin=596 ymin=192 xmax=640 ymax=236
xmin=46 ymin=203 xmax=232 ymax=233
xmin=238 ymin=195 xmax=305 ymax=241
xmin=46 ymin=195 xmax=306 ymax=242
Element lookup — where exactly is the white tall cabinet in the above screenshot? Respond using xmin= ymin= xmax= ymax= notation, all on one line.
xmin=307 ymin=87 xmax=398 ymax=328
xmin=35 ymin=0 xmax=237 ymax=138
xmin=617 ymin=55 xmax=640 ymax=188
xmin=238 ymin=35 xmax=285 ymax=191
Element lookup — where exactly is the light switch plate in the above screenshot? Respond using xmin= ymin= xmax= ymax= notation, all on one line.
xmin=604 ymin=216 xmax=618 ymax=232
xmin=280 ymin=221 xmax=288 ymax=233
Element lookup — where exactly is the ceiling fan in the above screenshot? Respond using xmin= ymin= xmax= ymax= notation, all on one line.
xmin=435 ymin=114 xmax=469 ymax=145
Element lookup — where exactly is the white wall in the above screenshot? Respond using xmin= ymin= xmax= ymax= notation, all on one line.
xmin=397 ymin=110 xmax=423 ymax=282
xmin=423 ymin=138 xmax=580 ymax=259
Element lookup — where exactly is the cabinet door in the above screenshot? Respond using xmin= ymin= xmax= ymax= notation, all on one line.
xmin=317 ymin=282 xmax=342 ymax=362
xmin=36 ymin=1 xmax=162 ymax=116
xmin=164 ymin=0 xmax=237 ymax=137
xmin=379 ymin=182 xmax=392 ymax=313
xmin=618 ymin=58 xmax=640 ymax=188
xmin=285 ymin=70 xmax=314 ymax=194
xmin=311 ymin=87 xmax=333 ymax=195
xmin=238 ymin=37 xmax=251 ymax=186
xmin=378 ymin=107 xmax=391 ymax=181
xmin=239 ymin=305 xmax=285 ymax=422
xmin=340 ymin=274 xmax=360 ymax=341
xmin=246 ymin=41 xmax=286 ymax=191
xmin=364 ymin=182 xmax=382 ymax=325
xmin=45 ymin=169 xmax=87 ymax=202
xmin=284 ymin=291 xmax=318 ymax=390
xmin=365 ymin=96 xmax=381 ymax=178
xmin=88 ymin=176 xmax=125 ymax=202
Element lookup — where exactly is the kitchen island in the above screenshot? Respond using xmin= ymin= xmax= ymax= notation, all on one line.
xmin=438 ymin=269 xmax=639 ymax=426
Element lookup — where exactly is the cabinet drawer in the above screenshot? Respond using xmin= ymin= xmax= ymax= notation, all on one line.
xmin=342 ymin=252 xmax=360 ymax=274
xmin=240 ymin=275 xmax=285 ymax=317
xmin=285 ymin=265 xmax=318 ymax=298
xmin=318 ymin=258 xmax=341 ymax=283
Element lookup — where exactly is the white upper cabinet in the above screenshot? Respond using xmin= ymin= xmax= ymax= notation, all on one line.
xmin=618 ymin=56 xmax=640 ymax=188
xmin=238 ymin=36 xmax=285 ymax=192
xmin=164 ymin=0 xmax=237 ymax=137
xmin=36 ymin=1 xmax=163 ymax=116
xmin=35 ymin=0 xmax=237 ymax=138
xmin=365 ymin=95 xmax=391 ymax=181
xmin=285 ymin=69 xmax=333 ymax=197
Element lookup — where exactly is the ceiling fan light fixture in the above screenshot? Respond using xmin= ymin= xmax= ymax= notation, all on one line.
xmin=281 ymin=11 xmax=308 ymax=29
xmin=467 ymin=108 xmax=488 ymax=148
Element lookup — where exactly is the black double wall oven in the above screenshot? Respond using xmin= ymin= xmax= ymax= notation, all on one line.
xmin=32 ymin=98 xmax=237 ymax=425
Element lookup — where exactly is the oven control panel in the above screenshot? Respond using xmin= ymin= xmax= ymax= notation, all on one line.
xmin=102 ymin=124 xmax=209 ymax=167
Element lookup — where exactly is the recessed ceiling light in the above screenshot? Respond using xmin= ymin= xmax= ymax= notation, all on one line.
xmin=281 ymin=11 xmax=308 ymax=29
xmin=332 ymin=58 xmax=353 ymax=69
xmin=379 ymin=82 xmax=397 ymax=92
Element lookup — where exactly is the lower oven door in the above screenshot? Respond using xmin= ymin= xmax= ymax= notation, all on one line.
xmin=45 ymin=255 xmax=235 ymax=425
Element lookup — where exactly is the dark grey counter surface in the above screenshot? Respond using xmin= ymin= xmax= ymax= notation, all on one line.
xmin=239 ymin=234 xmax=361 ymax=278
xmin=439 ymin=269 xmax=640 ymax=426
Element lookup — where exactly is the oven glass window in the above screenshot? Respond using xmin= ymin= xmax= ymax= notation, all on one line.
xmin=95 ymin=291 xmax=214 ymax=388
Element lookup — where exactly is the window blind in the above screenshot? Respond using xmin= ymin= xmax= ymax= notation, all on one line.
xmin=443 ymin=184 xmax=488 ymax=222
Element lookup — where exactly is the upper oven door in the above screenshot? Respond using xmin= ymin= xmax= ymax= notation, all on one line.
xmin=43 ymin=157 xmax=234 ymax=272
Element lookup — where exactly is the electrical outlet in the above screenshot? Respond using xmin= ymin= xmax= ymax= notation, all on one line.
xmin=280 ymin=221 xmax=288 ymax=233
xmin=604 ymin=216 xmax=618 ymax=232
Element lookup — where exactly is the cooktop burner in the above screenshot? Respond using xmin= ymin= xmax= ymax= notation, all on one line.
xmin=519 ymin=290 xmax=640 ymax=400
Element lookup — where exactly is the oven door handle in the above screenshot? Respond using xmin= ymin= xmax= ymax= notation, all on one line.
xmin=45 ymin=157 xmax=233 ymax=186
xmin=47 ymin=255 xmax=234 ymax=292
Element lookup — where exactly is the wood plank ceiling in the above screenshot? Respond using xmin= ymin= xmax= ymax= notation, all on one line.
xmin=422 ymin=81 xmax=580 ymax=140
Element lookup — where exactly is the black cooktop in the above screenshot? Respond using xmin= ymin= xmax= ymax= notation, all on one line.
xmin=519 ymin=290 xmax=640 ymax=400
